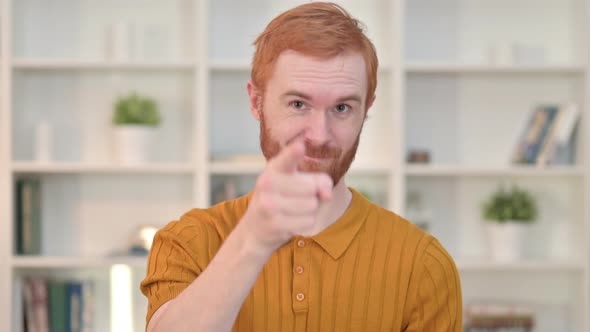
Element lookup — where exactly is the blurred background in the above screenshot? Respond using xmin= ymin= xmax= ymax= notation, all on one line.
xmin=0 ymin=0 xmax=588 ymax=331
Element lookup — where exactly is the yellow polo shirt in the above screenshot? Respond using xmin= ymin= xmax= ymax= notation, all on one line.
xmin=140 ymin=188 xmax=462 ymax=331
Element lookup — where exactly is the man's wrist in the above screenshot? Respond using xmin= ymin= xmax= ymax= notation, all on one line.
xmin=234 ymin=221 xmax=277 ymax=261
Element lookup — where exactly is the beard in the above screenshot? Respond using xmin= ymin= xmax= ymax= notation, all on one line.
xmin=259 ymin=112 xmax=361 ymax=186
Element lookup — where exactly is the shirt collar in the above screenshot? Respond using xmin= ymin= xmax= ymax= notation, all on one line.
xmin=311 ymin=188 xmax=369 ymax=260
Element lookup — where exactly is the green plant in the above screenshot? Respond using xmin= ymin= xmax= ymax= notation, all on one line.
xmin=482 ymin=185 xmax=538 ymax=223
xmin=113 ymin=92 xmax=161 ymax=127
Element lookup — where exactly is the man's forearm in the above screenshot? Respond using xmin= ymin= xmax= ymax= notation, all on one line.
xmin=149 ymin=222 xmax=274 ymax=332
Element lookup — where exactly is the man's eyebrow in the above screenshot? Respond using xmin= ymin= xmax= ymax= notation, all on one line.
xmin=336 ymin=94 xmax=363 ymax=104
xmin=282 ymin=90 xmax=363 ymax=104
xmin=281 ymin=90 xmax=312 ymax=100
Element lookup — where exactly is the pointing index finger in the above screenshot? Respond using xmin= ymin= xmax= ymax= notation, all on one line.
xmin=268 ymin=130 xmax=307 ymax=173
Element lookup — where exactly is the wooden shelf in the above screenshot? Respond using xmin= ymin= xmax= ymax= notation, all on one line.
xmin=12 ymin=161 xmax=195 ymax=174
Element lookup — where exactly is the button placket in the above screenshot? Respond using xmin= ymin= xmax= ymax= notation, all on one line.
xmin=292 ymin=237 xmax=310 ymax=312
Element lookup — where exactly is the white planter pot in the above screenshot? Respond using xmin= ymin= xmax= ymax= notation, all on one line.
xmin=113 ymin=126 xmax=154 ymax=165
xmin=485 ymin=222 xmax=526 ymax=262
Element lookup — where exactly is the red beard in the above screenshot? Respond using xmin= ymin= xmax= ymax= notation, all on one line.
xmin=259 ymin=113 xmax=360 ymax=185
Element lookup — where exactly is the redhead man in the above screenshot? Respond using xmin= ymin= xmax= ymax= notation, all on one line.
xmin=141 ymin=2 xmax=462 ymax=331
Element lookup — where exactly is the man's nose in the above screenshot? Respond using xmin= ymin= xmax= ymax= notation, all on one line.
xmin=304 ymin=111 xmax=331 ymax=145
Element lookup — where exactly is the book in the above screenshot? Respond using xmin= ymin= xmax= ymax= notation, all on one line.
xmin=15 ymin=178 xmax=42 ymax=255
xmin=81 ymin=280 xmax=95 ymax=332
xmin=536 ymin=102 xmax=581 ymax=166
xmin=66 ymin=281 xmax=83 ymax=332
xmin=48 ymin=280 xmax=68 ymax=332
xmin=22 ymin=278 xmax=50 ymax=332
xmin=33 ymin=278 xmax=95 ymax=332
xmin=511 ymin=105 xmax=560 ymax=164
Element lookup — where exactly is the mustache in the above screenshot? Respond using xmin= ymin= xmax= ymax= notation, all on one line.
xmin=284 ymin=130 xmax=341 ymax=158
xmin=304 ymin=140 xmax=341 ymax=158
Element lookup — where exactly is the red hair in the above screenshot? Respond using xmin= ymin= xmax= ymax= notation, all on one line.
xmin=251 ymin=2 xmax=378 ymax=107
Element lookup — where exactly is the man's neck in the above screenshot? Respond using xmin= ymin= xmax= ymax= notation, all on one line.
xmin=311 ymin=179 xmax=353 ymax=236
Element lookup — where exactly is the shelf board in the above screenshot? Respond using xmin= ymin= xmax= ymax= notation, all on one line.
xmin=405 ymin=164 xmax=585 ymax=177
xmin=209 ymin=160 xmax=264 ymax=174
xmin=349 ymin=163 xmax=391 ymax=174
xmin=13 ymin=58 xmax=196 ymax=70
xmin=209 ymin=160 xmax=391 ymax=175
xmin=12 ymin=161 xmax=195 ymax=174
xmin=405 ymin=62 xmax=585 ymax=74
xmin=457 ymin=260 xmax=585 ymax=272
xmin=209 ymin=60 xmax=250 ymax=72
xmin=208 ymin=61 xmax=394 ymax=73
xmin=12 ymin=256 xmax=147 ymax=269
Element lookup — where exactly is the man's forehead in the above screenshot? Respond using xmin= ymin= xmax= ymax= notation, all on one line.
xmin=274 ymin=49 xmax=366 ymax=74
xmin=270 ymin=50 xmax=368 ymax=97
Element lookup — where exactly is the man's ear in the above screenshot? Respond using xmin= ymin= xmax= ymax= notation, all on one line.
xmin=247 ymin=80 xmax=262 ymax=121
xmin=364 ymin=94 xmax=376 ymax=120
xmin=367 ymin=94 xmax=376 ymax=110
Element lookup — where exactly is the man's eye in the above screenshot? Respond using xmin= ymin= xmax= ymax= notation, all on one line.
xmin=335 ymin=104 xmax=350 ymax=113
xmin=291 ymin=101 xmax=305 ymax=110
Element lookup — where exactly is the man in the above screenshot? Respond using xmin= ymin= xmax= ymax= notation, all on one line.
xmin=140 ymin=3 xmax=462 ymax=331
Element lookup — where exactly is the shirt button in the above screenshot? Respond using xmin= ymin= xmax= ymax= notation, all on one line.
xmin=297 ymin=240 xmax=305 ymax=248
xmin=295 ymin=266 xmax=304 ymax=274
xmin=296 ymin=293 xmax=305 ymax=301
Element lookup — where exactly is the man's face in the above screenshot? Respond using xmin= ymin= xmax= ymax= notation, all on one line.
xmin=250 ymin=50 xmax=372 ymax=185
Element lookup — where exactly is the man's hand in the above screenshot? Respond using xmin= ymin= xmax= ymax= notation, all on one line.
xmin=240 ymin=137 xmax=333 ymax=254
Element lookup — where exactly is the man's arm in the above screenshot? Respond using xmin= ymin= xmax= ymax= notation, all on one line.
xmin=146 ymin=221 xmax=273 ymax=332
xmin=144 ymin=138 xmax=333 ymax=332
xmin=403 ymin=238 xmax=463 ymax=332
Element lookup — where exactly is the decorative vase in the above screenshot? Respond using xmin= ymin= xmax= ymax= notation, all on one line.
xmin=113 ymin=126 xmax=154 ymax=165
xmin=485 ymin=222 xmax=526 ymax=262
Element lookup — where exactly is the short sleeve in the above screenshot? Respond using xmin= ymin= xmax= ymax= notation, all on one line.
xmin=139 ymin=216 xmax=213 ymax=326
xmin=404 ymin=238 xmax=463 ymax=332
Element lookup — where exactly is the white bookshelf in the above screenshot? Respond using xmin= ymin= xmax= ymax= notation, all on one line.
xmin=12 ymin=161 xmax=196 ymax=174
xmin=405 ymin=164 xmax=586 ymax=177
xmin=209 ymin=160 xmax=392 ymax=176
xmin=209 ymin=60 xmax=250 ymax=72
xmin=456 ymin=260 xmax=586 ymax=273
xmin=12 ymin=256 xmax=148 ymax=269
xmin=0 ymin=0 xmax=589 ymax=331
xmin=13 ymin=59 xmax=197 ymax=71
xmin=406 ymin=62 xmax=586 ymax=74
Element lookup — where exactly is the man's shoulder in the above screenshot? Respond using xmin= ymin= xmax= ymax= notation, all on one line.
xmin=362 ymin=199 xmax=454 ymax=265
xmin=161 ymin=193 xmax=251 ymax=242
xmin=364 ymin=199 xmax=433 ymax=245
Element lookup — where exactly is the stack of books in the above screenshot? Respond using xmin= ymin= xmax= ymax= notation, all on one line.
xmin=464 ymin=302 xmax=535 ymax=332
xmin=22 ymin=277 xmax=94 ymax=332
xmin=511 ymin=102 xmax=580 ymax=166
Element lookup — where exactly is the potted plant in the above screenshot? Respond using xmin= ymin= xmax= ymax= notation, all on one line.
xmin=481 ymin=185 xmax=538 ymax=262
xmin=112 ymin=92 xmax=161 ymax=164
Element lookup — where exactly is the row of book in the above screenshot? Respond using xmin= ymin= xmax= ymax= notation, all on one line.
xmin=22 ymin=277 xmax=94 ymax=332
xmin=15 ymin=178 xmax=43 ymax=255
xmin=511 ymin=102 xmax=580 ymax=165
xmin=464 ymin=302 xmax=535 ymax=332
